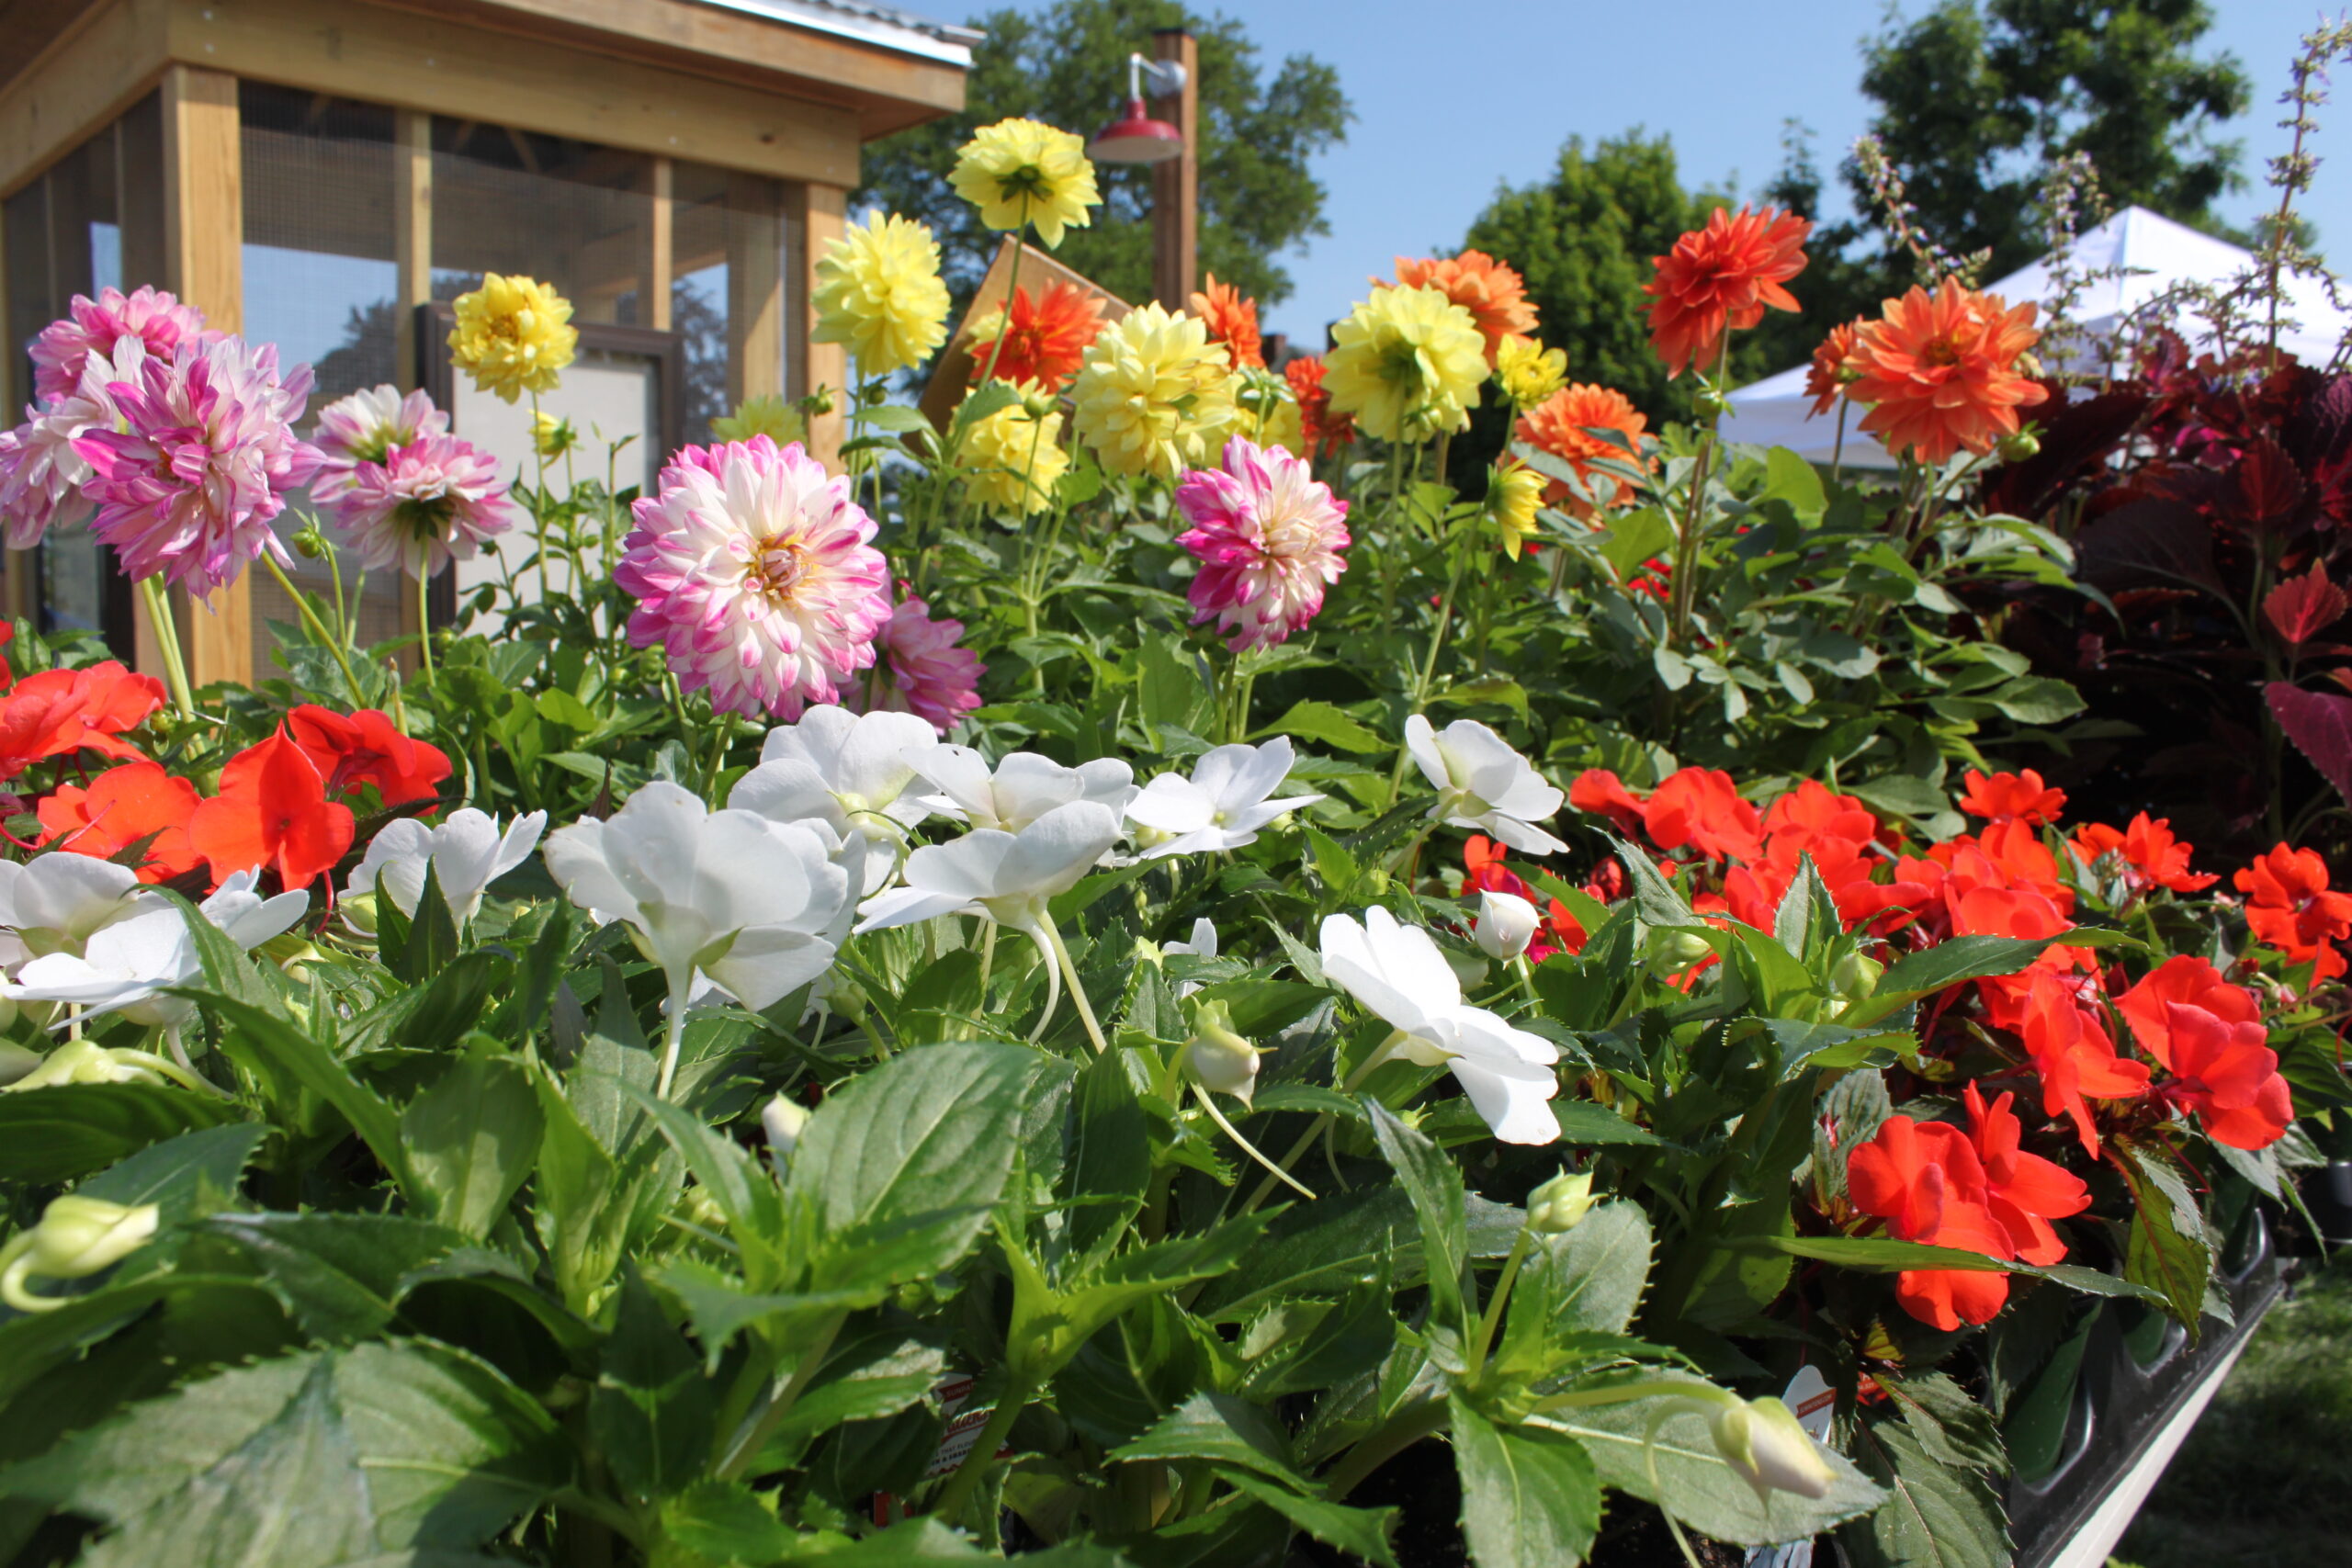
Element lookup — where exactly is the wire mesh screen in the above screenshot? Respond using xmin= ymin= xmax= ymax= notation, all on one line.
xmin=671 ymin=162 xmax=789 ymax=444
xmin=432 ymin=125 xmax=654 ymax=328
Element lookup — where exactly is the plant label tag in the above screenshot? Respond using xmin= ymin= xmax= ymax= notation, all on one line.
xmin=1743 ymin=1363 xmax=1836 ymax=1568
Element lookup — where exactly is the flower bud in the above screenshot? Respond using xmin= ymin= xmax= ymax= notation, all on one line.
xmin=0 ymin=1196 xmax=159 ymax=1312
xmin=762 ymin=1094 xmax=810 ymax=1164
xmin=1708 ymin=1395 xmax=1837 ymax=1503
xmin=1650 ymin=928 xmax=1714 ymax=969
xmin=292 ymin=525 xmax=329 ymax=560
xmin=1830 ymin=951 xmax=1883 ymax=998
xmin=1997 ymin=428 xmax=2041 ymax=461
xmin=1527 ymin=1169 xmax=1598 ymax=1234
xmin=3 ymin=1038 xmax=148 ymax=1093
xmin=1183 ymin=999 xmax=1261 ymax=1104
xmin=1474 ymin=890 xmax=1541 ymax=961
xmin=341 ymin=891 xmax=380 ymax=936
xmin=531 ymin=409 xmax=579 ymax=460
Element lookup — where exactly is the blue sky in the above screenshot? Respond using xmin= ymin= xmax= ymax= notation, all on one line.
xmin=978 ymin=0 xmax=2352 ymax=350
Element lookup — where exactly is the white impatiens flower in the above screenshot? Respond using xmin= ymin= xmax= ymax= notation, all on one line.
xmin=2 ymin=872 xmax=308 ymax=1033
xmin=1404 ymin=715 xmax=1566 ymax=855
xmin=348 ymin=807 xmax=548 ymax=923
xmin=1162 ymin=916 xmax=1219 ymax=996
xmin=0 ymin=853 xmax=163 ymax=972
xmin=1125 ymin=738 xmax=1324 ymax=859
xmin=729 ymin=706 xmax=941 ymax=897
xmin=907 ymin=746 xmax=1136 ymax=833
xmin=1473 ymin=890 xmax=1540 ymax=961
xmin=543 ymin=781 xmax=851 ymax=1094
xmin=1319 ymin=907 xmax=1561 ymax=1145
xmin=855 ymin=800 xmax=1125 ymax=1051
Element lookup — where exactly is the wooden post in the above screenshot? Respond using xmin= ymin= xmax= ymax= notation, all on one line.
xmin=0 ymin=194 xmax=21 ymax=627
xmin=1150 ymin=28 xmax=1197 ymax=310
xmin=392 ymin=109 xmax=432 ymax=392
xmin=725 ymin=171 xmax=784 ymax=416
xmin=161 ymin=64 xmax=249 ymax=687
xmin=650 ymin=156 xmax=674 ymax=331
xmin=788 ymin=181 xmax=845 ymax=468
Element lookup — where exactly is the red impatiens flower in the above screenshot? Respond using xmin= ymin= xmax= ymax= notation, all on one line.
xmin=37 ymin=760 xmax=203 ymax=882
xmin=2233 ymin=842 xmax=2352 ymax=978
xmin=1641 ymin=205 xmax=1811 ymax=378
xmin=1641 ymin=767 xmax=1764 ymax=863
xmin=1958 ymin=768 xmax=2066 ymax=827
xmin=1961 ymin=1080 xmax=2090 ymax=1268
xmin=1568 ymin=768 xmax=1649 ymax=838
xmin=967 ymin=279 xmax=1108 ymax=392
xmin=0 ymin=661 xmax=167 ymax=779
xmin=2116 ymin=956 xmax=2291 ymax=1150
xmin=187 ymin=727 xmax=356 ymax=890
xmin=287 ymin=704 xmax=452 ymax=807
xmin=2017 ymin=970 xmax=2149 ymax=1157
xmin=2070 ymin=813 xmax=2217 ymax=895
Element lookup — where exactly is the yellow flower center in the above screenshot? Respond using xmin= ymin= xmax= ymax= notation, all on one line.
xmin=750 ymin=538 xmax=808 ymax=603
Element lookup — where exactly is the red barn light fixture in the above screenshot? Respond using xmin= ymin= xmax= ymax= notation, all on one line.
xmin=1088 ymin=52 xmax=1185 ymax=164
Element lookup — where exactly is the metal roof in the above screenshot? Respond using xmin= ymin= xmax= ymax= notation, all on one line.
xmin=694 ymin=0 xmax=980 ymax=67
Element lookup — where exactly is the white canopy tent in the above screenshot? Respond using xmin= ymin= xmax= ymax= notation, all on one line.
xmin=1718 ymin=205 xmax=2352 ymax=468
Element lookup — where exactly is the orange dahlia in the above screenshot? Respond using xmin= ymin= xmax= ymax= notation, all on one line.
xmin=1189 ymin=273 xmax=1263 ymax=369
xmin=967 ymin=279 xmax=1107 ymax=391
xmin=1285 ymin=355 xmax=1354 ymax=460
xmin=1392 ymin=250 xmax=1538 ymax=365
xmin=1846 ymin=279 xmax=2050 ymax=465
xmin=1515 ymin=383 xmax=1651 ymax=519
xmin=1642 ymin=206 xmax=1811 ymax=377
xmin=1804 ymin=321 xmax=1860 ymax=416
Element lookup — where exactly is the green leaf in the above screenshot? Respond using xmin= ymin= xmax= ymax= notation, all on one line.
xmin=1985 ymin=675 xmax=2085 ymax=726
xmin=610 ymin=1077 xmax=774 ymax=1242
xmin=2115 ymin=1140 xmax=2213 ymax=1331
xmin=76 ymin=1122 xmax=269 ymax=1226
xmin=1839 ymin=935 xmax=2060 ymax=1026
xmin=1069 ymin=1046 xmax=1151 ymax=1257
xmin=593 ymin=1270 xmax=716 ymax=1506
xmin=1256 ymin=698 xmax=1383 ymax=754
xmin=1108 ymin=1392 xmax=1309 ymax=1489
xmin=203 ymin=993 xmax=413 ymax=1190
xmin=0 ymin=1082 xmax=241 ymax=1183
xmin=660 ymin=1478 xmax=797 ymax=1563
xmin=1543 ymin=1386 xmax=1886 ymax=1547
xmin=1215 ymin=1468 xmax=1398 ymax=1568
xmin=1452 ymin=1402 xmax=1601 ymax=1568
xmin=1548 ymin=1100 xmax=1663 ymax=1146
xmin=1878 ymin=1371 xmax=2006 ymax=1473
xmin=396 ymin=952 xmax=506 ymax=1055
xmin=1364 ymin=1100 xmax=1470 ymax=1332
xmin=1524 ymin=1201 xmax=1653 ymax=1336
xmin=0 ymin=1273 xmax=284 ymax=1412
xmin=1839 ymin=1410 xmax=2013 ymax=1568
xmin=194 ymin=1212 xmax=469 ymax=1344
xmin=786 ymin=1042 xmax=1067 ymax=1296
xmin=401 ymin=1053 xmax=543 ymax=1239
xmin=1604 ymin=834 xmax=1699 ymax=928
xmin=751 ymin=1330 xmax=948 ymax=1472
xmin=1 ymin=1342 xmax=565 ymax=1563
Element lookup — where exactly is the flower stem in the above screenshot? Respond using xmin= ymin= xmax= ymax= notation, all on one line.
xmin=974 ymin=232 xmax=1028 ymax=391
xmin=260 ymin=553 xmax=366 ymax=704
xmin=715 ymin=1311 xmax=846 ymax=1480
xmin=136 ymin=577 xmax=196 ymax=719
xmin=413 ymin=565 xmax=437 ymax=684
xmin=1466 ymin=1227 xmax=1532 ymax=1376
xmin=1193 ymin=1084 xmax=1315 ymax=1199
xmin=656 ymin=987 xmax=689 ymax=1099
xmin=1039 ymin=913 xmax=1109 ymax=1054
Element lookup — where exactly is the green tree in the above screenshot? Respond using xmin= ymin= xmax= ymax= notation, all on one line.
xmin=1461 ymin=129 xmax=1770 ymax=424
xmin=1848 ymin=1 xmax=2250 ymax=284
xmin=854 ymin=0 xmax=1350 ymax=315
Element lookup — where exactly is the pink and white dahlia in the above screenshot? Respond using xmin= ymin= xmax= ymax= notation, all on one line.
xmin=28 ymin=286 xmax=209 ymax=404
xmin=0 ymin=339 xmax=146 ymax=550
xmin=331 ymin=434 xmax=516 ymax=578
xmin=72 ymin=336 xmax=322 ymax=594
xmin=616 ymin=436 xmax=891 ymax=719
xmin=863 ymin=592 xmax=985 ymax=732
xmin=311 ymin=385 xmax=449 ymax=513
xmin=1175 ymin=434 xmax=1351 ymax=651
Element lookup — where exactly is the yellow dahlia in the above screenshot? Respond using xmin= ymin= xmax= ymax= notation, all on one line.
xmin=1322 ymin=286 xmax=1486 ymax=444
xmin=712 ymin=393 xmax=808 ymax=447
xmin=1487 ymin=458 xmax=1545 ymax=559
xmin=1496 ymin=333 xmax=1567 ymax=412
xmin=950 ymin=118 xmax=1102 ymax=249
xmin=531 ymin=409 xmax=578 ymax=459
xmin=812 ymin=213 xmax=952 ymax=376
xmin=1228 ymin=367 xmax=1305 ymax=456
xmin=1069 ymin=303 xmax=1234 ymax=480
xmin=447 ymin=274 xmax=577 ymax=404
xmin=956 ymin=381 xmax=1069 ymax=516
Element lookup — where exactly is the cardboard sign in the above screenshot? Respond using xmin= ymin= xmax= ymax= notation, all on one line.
xmin=915 ymin=235 xmax=1131 ymax=433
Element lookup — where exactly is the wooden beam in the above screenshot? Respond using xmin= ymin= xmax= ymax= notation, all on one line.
xmin=650 ymin=155 xmax=673 ymax=331
xmin=392 ymin=108 xmax=431 ymax=392
xmin=1150 ymin=28 xmax=1198 ymax=310
xmin=790 ymin=182 xmax=845 ymax=469
xmin=160 ymin=62 xmax=250 ymax=687
xmin=726 ymin=171 xmax=783 ymax=411
xmin=0 ymin=0 xmax=169 ymax=198
xmin=164 ymin=0 xmax=863 ymax=188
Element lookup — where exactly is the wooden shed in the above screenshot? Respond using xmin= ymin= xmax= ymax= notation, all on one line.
xmin=0 ymin=0 xmax=971 ymax=683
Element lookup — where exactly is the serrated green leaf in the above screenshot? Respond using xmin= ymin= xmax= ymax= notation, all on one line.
xmin=1839 ymin=1410 xmax=2012 ymax=1568
xmin=401 ymin=1053 xmax=542 ymax=1239
xmin=1452 ymin=1402 xmax=1601 ymax=1568
xmin=1365 ymin=1100 xmax=1469 ymax=1332
xmin=1216 ymin=1467 xmax=1397 ymax=1568
xmin=0 ymin=1081 xmax=243 ymax=1183
xmin=1109 ymin=1392 xmax=1308 ymax=1489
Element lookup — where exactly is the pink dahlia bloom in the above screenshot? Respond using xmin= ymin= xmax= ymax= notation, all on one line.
xmin=862 ymin=592 xmax=985 ymax=732
xmin=1175 ymin=434 xmax=1351 ymax=650
xmin=311 ymin=385 xmax=449 ymax=513
xmin=616 ymin=436 xmax=891 ymax=719
xmin=0 ymin=339 xmax=146 ymax=549
xmin=28 ymin=286 xmax=209 ymax=404
xmin=73 ymin=336 xmax=323 ymax=594
xmin=332 ymin=434 xmax=516 ymax=578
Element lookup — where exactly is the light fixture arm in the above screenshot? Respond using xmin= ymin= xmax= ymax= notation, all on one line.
xmin=1127 ymin=51 xmax=1188 ymax=101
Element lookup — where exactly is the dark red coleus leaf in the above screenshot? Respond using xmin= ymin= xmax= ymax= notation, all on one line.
xmin=2267 ymin=681 xmax=2352 ymax=807
xmin=2236 ymin=435 xmax=2308 ymax=530
xmin=2264 ymin=559 xmax=2352 ymax=644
